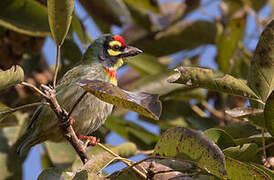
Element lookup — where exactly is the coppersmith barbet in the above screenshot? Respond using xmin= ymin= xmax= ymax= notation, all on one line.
xmin=17 ymin=34 xmax=142 ymax=156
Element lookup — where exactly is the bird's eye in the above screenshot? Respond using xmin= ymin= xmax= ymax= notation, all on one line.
xmin=111 ymin=45 xmax=120 ymax=51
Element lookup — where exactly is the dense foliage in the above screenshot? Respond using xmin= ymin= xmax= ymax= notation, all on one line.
xmin=0 ymin=0 xmax=274 ymax=179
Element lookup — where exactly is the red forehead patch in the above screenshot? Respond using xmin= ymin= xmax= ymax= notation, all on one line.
xmin=114 ymin=35 xmax=126 ymax=47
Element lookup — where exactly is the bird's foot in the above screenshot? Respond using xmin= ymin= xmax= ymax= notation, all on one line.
xmin=69 ymin=117 xmax=75 ymax=125
xmin=78 ymin=135 xmax=100 ymax=146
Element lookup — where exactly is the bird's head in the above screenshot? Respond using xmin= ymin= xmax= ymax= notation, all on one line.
xmin=82 ymin=34 xmax=142 ymax=70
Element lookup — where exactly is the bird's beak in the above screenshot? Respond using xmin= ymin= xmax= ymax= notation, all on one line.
xmin=120 ymin=46 xmax=143 ymax=58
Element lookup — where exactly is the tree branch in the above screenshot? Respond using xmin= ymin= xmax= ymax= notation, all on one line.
xmin=40 ymin=84 xmax=90 ymax=164
xmin=22 ymin=81 xmax=90 ymax=164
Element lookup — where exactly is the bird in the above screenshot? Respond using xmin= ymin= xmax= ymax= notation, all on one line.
xmin=17 ymin=34 xmax=142 ymax=156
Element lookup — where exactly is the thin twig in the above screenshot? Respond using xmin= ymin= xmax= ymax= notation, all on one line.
xmin=53 ymin=45 xmax=61 ymax=89
xmin=68 ymin=91 xmax=87 ymax=117
xmin=21 ymin=82 xmax=48 ymax=98
xmin=261 ymin=129 xmax=267 ymax=159
xmin=136 ymin=149 xmax=154 ymax=155
xmin=97 ymin=143 xmax=147 ymax=179
xmin=40 ymin=84 xmax=90 ymax=164
xmin=9 ymin=102 xmax=49 ymax=113
xmin=257 ymin=142 xmax=274 ymax=153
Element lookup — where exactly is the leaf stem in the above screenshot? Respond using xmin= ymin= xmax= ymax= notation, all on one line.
xmin=21 ymin=82 xmax=47 ymax=98
xmin=9 ymin=102 xmax=49 ymax=113
xmin=97 ymin=143 xmax=147 ymax=179
xmin=53 ymin=45 xmax=61 ymax=89
xmin=68 ymin=91 xmax=87 ymax=117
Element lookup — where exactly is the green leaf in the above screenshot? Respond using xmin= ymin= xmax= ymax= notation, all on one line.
xmin=248 ymin=20 xmax=274 ymax=105
xmin=78 ymin=79 xmax=162 ymax=120
xmin=226 ymin=156 xmax=271 ymax=180
xmin=124 ymin=0 xmax=160 ymax=13
xmin=134 ymin=70 xmax=184 ymax=95
xmin=47 ymin=0 xmax=74 ymax=45
xmin=223 ymin=143 xmax=258 ymax=161
xmin=61 ymin=39 xmax=82 ymax=73
xmin=0 ymin=65 xmax=24 ymax=91
xmin=162 ymin=88 xmax=206 ymax=102
xmin=105 ymin=116 xmax=159 ymax=149
xmin=153 ymin=127 xmax=227 ymax=178
xmin=129 ymin=21 xmax=217 ymax=56
xmin=218 ymin=122 xmax=260 ymax=138
xmin=127 ymin=53 xmax=166 ymax=76
xmin=234 ymin=136 xmax=274 ymax=146
xmin=44 ymin=141 xmax=76 ymax=168
xmin=203 ymin=128 xmax=235 ymax=150
xmin=79 ymin=0 xmax=130 ymax=33
xmin=216 ymin=16 xmax=246 ymax=73
xmin=169 ymin=66 xmax=259 ymax=100
xmin=264 ymin=90 xmax=274 ymax=136
xmin=249 ymin=163 xmax=274 ymax=179
xmin=0 ymin=104 xmax=15 ymax=125
xmin=38 ymin=167 xmax=73 ymax=180
xmin=225 ymin=107 xmax=265 ymax=128
xmin=0 ymin=0 xmax=50 ymax=36
xmin=0 ymin=112 xmax=28 ymax=180
xmin=71 ymin=14 xmax=88 ymax=48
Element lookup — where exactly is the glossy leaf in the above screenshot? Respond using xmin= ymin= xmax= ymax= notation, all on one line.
xmin=248 ymin=20 xmax=274 ymax=105
xmin=153 ymin=127 xmax=227 ymax=178
xmin=128 ymin=21 xmax=217 ymax=57
xmin=0 ymin=65 xmax=24 ymax=91
xmin=44 ymin=141 xmax=76 ymax=168
xmin=226 ymin=156 xmax=271 ymax=180
xmin=105 ymin=116 xmax=159 ymax=149
xmin=203 ymin=128 xmax=235 ymax=150
xmin=0 ymin=0 xmax=50 ymax=36
xmin=223 ymin=143 xmax=258 ymax=161
xmin=47 ymin=0 xmax=74 ymax=45
xmin=225 ymin=107 xmax=265 ymax=128
xmin=78 ymin=79 xmax=162 ymax=120
xmin=169 ymin=66 xmax=259 ymax=100
xmin=216 ymin=16 xmax=246 ymax=73
xmin=264 ymin=90 xmax=274 ymax=136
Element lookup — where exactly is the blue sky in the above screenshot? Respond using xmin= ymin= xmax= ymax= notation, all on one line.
xmin=23 ymin=0 xmax=271 ymax=179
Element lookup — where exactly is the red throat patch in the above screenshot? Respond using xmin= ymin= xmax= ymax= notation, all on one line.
xmin=114 ymin=35 xmax=126 ymax=47
xmin=103 ymin=68 xmax=117 ymax=81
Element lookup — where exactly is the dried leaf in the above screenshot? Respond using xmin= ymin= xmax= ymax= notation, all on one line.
xmin=77 ymin=79 xmax=162 ymax=120
xmin=153 ymin=127 xmax=227 ymax=178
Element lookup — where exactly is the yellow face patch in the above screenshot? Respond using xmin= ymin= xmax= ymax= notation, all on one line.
xmin=107 ymin=40 xmax=122 ymax=56
xmin=108 ymin=58 xmax=124 ymax=70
